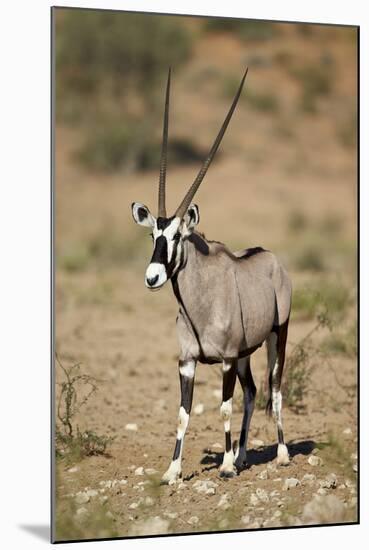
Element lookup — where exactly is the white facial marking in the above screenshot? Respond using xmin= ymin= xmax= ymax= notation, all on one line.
xmin=179 ymin=362 xmax=195 ymax=378
xmin=163 ymin=217 xmax=181 ymax=263
xmin=145 ymin=262 xmax=167 ymax=289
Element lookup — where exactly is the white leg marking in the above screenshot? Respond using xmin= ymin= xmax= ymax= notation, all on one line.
xmin=161 ymin=406 xmax=189 ymax=484
xmin=220 ymin=398 xmax=236 ymax=475
xmin=179 ymin=361 xmax=195 ymax=378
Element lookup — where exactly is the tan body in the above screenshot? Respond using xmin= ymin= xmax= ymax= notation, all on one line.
xmin=174 ymin=233 xmax=292 ymax=365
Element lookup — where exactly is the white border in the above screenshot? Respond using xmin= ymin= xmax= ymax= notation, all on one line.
xmin=1 ymin=1 xmax=366 ymax=548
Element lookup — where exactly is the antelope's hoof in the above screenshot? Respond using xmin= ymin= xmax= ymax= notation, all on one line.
xmin=160 ymin=471 xmax=182 ymax=485
xmin=219 ymin=467 xmax=237 ymax=479
xmin=234 ymin=457 xmax=248 ymax=472
xmin=276 ymin=444 xmax=290 ymax=466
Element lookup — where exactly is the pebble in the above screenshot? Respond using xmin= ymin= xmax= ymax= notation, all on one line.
xmin=343 ymin=427 xmax=352 ymax=436
xmin=212 ymin=389 xmax=222 ymax=400
xmin=194 ymin=403 xmax=205 ymax=415
xmin=129 ymin=501 xmax=140 ymax=509
xmin=256 ymin=488 xmax=269 ymax=502
xmin=164 ymin=511 xmax=178 ymax=519
xmin=218 ymin=518 xmax=229 ymax=529
xmin=308 ymin=455 xmax=322 ymax=466
xmin=193 ymin=479 xmax=217 ymax=495
xmin=283 ymin=478 xmax=300 ymax=490
xmin=134 ymin=467 xmax=144 ymax=476
xmin=250 ymin=493 xmax=259 ymax=506
xmin=125 ymin=423 xmax=138 ymax=431
xmin=145 ymin=468 xmax=158 ymax=476
xmin=85 ymin=489 xmax=98 ymax=498
xmin=144 ymin=496 xmax=154 ymax=506
xmin=317 ymin=487 xmax=327 ymax=496
xmin=250 ymin=439 xmax=264 ymax=448
xmin=302 ymin=473 xmax=316 ymax=485
xmin=217 ymin=493 xmax=231 ymax=509
xmin=212 ymin=442 xmax=223 ymax=449
xmin=129 ymin=516 xmax=169 ymax=536
xmin=68 ymin=466 xmax=79 ymax=473
xmin=350 ymin=452 xmax=357 ymax=461
xmin=273 ymin=510 xmax=282 ymax=518
xmin=75 ymin=492 xmax=90 ymax=505
xmin=257 ymin=469 xmax=268 ymax=480
xmin=187 ymin=516 xmax=199 ymax=525
xmin=241 ymin=515 xmax=250 ymax=525
xmin=75 ymin=507 xmax=89 ymax=520
xmin=320 ymin=473 xmax=337 ymax=489
xmin=99 ymin=495 xmax=108 ymax=504
xmin=352 ymin=463 xmax=358 ymax=473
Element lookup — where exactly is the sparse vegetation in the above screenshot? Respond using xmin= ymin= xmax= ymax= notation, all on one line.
xmin=204 ymin=18 xmax=279 ymax=41
xmin=294 ymin=246 xmax=325 ymax=272
xmin=55 ymin=356 xmax=115 ymax=463
xmin=290 ymin=62 xmax=334 ymax=113
xmin=322 ymin=322 xmax=357 ymax=357
xmin=292 ymin=283 xmax=351 ymax=321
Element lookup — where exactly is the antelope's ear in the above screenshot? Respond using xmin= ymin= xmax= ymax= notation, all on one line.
xmin=131 ymin=202 xmax=155 ymax=228
xmin=184 ymin=204 xmax=200 ymax=231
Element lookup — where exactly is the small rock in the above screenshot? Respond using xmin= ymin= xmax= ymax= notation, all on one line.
xmin=342 ymin=427 xmax=352 ymax=436
xmin=68 ymin=466 xmax=79 ymax=473
xmin=75 ymin=507 xmax=89 ymax=520
xmin=352 ymin=463 xmax=358 ymax=473
xmin=129 ymin=501 xmax=140 ymax=509
xmin=193 ymin=479 xmax=217 ymax=495
xmin=187 ymin=516 xmax=199 ymax=525
xmin=85 ymin=489 xmax=98 ymax=498
xmin=345 ymin=478 xmax=355 ymax=488
xmin=194 ymin=403 xmax=205 ymax=415
xmin=125 ymin=423 xmax=138 ymax=431
xmin=134 ymin=467 xmax=144 ymax=476
xmin=250 ymin=493 xmax=259 ymax=506
xmin=217 ymin=493 xmax=230 ymax=509
xmin=250 ymin=439 xmax=264 ymax=448
xmin=164 ymin=511 xmax=178 ymax=519
xmin=212 ymin=389 xmax=222 ymax=400
xmin=99 ymin=495 xmax=108 ymax=504
xmin=145 ymin=496 xmax=154 ymax=506
xmin=106 ymin=511 xmax=114 ymax=520
xmin=145 ymin=468 xmax=158 ymax=476
xmin=273 ymin=510 xmax=282 ymax=518
xmin=270 ymin=490 xmax=280 ymax=498
xmin=129 ymin=516 xmax=169 ymax=536
xmin=350 ymin=452 xmax=357 ymax=461
xmin=338 ymin=484 xmax=346 ymax=490
xmin=317 ymin=487 xmax=327 ymax=496
xmin=320 ymin=473 xmax=337 ymax=489
xmin=241 ymin=515 xmax=250 ymax=525
xmin=75 ymin=492 xmax=90 ymax=505
xmin=283 ymin=478 xmax=300 ymax=490
xmin=302 ymin=495 xmax=346 ymax=524
xmin=302 ymin=473 xmax=316 ymax=485
xmin=308 ymin=455 xmax=322 ymax=466
xmin=256 ymin=488 xmax=269 ymax=502
xmin=257 ymin=469 xmax=268 ymax=480
xmin=212 ymin=442 xmax=223 ymax=449
xmin=218 ymin=518 xmax=229 ymax=529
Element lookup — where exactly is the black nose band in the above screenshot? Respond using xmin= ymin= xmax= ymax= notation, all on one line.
xmin=151 ymin=235 xmax=168 ymax=265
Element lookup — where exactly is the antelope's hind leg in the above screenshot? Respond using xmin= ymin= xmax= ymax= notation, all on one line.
xmin=219 ymin=359 xmax=238 ymax=478
xmin=234 ymin=357 xmax=256 ymax=471
xmin=266 ymin=322 xmax=290 ymax=466
xmin=161 ymin=360 xmax=196 ymax=484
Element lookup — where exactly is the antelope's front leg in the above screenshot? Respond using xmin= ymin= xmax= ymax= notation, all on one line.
xmin=219 ymin=359 xmax=238 ymax=478
xmin=161 ymin=359 xmax=196 ymax=484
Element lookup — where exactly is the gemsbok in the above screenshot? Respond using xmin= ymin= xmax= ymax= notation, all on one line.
xmin=131 ymin=68 xmax=292 ymax=484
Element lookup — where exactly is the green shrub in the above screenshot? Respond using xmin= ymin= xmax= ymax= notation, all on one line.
xmin=290 ymin=63 xmax=333 ymax=113
xmin=294 ymin=246 xmax=325 ymax=272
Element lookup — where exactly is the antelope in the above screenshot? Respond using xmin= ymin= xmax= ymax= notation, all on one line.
xmin=131 ymin=68 xmax=292 ymax=484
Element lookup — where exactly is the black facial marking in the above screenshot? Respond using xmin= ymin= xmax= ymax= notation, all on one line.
xmin=156 ymin=216 xmax=175 ymax=230
xmin=151 ymin=235 xmax=168 ymax=264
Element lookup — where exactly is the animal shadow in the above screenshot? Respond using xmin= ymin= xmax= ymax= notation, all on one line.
xmin=200 ymin=439 xmax=316 ymax=473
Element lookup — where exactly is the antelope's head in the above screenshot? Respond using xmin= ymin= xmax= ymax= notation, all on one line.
xmin=131 ymin=67 xmax=248 ymax=291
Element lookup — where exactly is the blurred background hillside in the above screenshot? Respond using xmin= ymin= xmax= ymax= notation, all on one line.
xmin=54 ymin=9 xmax=358 ymax=539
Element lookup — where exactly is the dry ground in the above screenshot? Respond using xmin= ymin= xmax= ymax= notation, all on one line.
xmin=54 ymin=23 xmax=357 ymax=541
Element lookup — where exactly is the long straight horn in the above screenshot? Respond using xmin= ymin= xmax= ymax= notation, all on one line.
xmin=175 ymin=68 xmax=248 ymax=219
xmin=158 ymin=68 xmax=171 ymax=218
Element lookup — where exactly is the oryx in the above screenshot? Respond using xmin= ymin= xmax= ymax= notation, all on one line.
xmin=131 ymin=68 xmax=292 ymax=484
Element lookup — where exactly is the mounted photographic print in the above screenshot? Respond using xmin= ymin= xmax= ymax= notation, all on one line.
xmin=52 ymin=6 xmax=359 ymax=543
